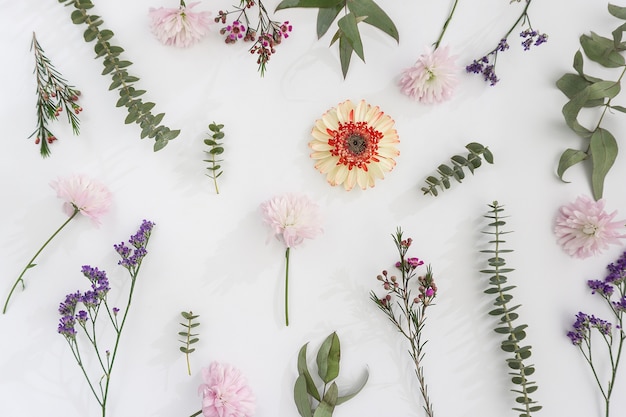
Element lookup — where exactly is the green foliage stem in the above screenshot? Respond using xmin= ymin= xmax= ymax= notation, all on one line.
xmin=275 ymin=0 xmax=398 ymax=78
xmin=421 ymin=142 xmax=493 ymax=196
xmin=556 ymin=3 xmax=626 ymax=200
xmin=57 ymin=0 xmax=180 ymax=151
xmin=178 ymin=311 xmax=200 ymax=376
xmin=294 ymin=332 xmax=369 ymax=417
xmin=203 ymin=123 xmax=225 ymax=194
xmin=480 ymin=202 xmax=541 ymax=417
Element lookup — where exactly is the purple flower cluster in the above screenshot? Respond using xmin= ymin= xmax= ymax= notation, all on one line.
xmin=465 ymin=38 xmax=508 ymax=86
xmin=520 ymin=29 xmax=548 ymax=51
xmin=115 ymin=220 xmax=155 ymax=269
xmin=57 ymin=267 xmax=111 ymax=339
xmin=567 ymin=312 xmax=613 ymax=345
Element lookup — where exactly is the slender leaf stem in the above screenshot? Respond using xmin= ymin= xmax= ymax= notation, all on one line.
xmin=3 ymin=207 xmax=79 ymax=314
xmin=285 ymin=247 xmax=290 ymax=326
xmin=434 ymin=0 xmax=459 ymax=49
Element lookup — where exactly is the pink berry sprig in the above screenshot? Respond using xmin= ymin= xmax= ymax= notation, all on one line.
xmin=215 ymin=0 xmax=292 ymax=75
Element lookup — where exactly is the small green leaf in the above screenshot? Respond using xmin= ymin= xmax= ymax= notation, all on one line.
xmin=336 ymin=367 xmax=369 ymax=405
xmin=71 ymin=10 xmax=86 ymax=24
xmin=557 ymin=148 xmax=588 ymax=182
xmin=338 ymin=34 xmax=354 ymax=78
xmin=275 ymin=0 xmax=341 ymax=10
xmin=316 ymin=331 xmax=340 ymax=383
xmin=590 ymin=127 xmax=618 ymax=200
xmin=609 ymin=3 xmax=626 ymax=20
xmin=313 ymin=383 xmax=338 ymax=417
xmin=580 ymin=32 xmax=625 ymax=67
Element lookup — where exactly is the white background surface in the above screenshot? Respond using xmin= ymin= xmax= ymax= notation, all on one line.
xmin=2 ymin=0 xmax=626 ymax=416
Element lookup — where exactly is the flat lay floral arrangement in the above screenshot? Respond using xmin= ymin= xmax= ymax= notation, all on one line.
xmin=3 ymin=1 xmax=626 ymax=417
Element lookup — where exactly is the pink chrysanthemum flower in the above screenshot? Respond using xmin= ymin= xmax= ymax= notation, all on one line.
xmin=50 ymin=174 xmax=112 ymax=226
xmin=198 ymin=362 xmax=255 ymax=417
xmin=260 ymin=193 xmax=323 ymax=249
xmin=399 ymin=45 xmax=459 ymax=104
xmin=149 ymin=1 xmax=211 ymax=48
xmin=555 ymin=195 xmax=626 ymax=259
xmin=260 ymin=193 xmax=322 ymax=325
xmin=309 ymin=100 xmax=400 ymax=191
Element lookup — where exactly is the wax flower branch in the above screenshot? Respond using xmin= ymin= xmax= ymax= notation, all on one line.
xmin=260 ymin=193 xmax=322 ymax=326
xmin=215 ymin=0 xmax=292 ymax=75
xmin=3 ymin=175 xmax=111 ymax=314
xmin=57 ymin=220 xmax=155 ymax=417
xmin=466 ymin=0 xmax=547 ymax=85
xmin=399 ymin=0 xmax=460 ymax=103
xmin=567 ymin=250 xmax=626 ymax=417
xmin=30 ymin=32 xmax=82 ymax=157
xmin=370 ymin=228 xmax=437 ymax=417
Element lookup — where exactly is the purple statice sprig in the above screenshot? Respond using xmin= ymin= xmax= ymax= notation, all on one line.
xmin=567 ymin=250 xmax=626 ymax=417
xmin=466 ymin=0 xmax=547 ymax=85
xmin=57 ymin=220 xmax=154 ymax=417
xmin=370 ymin=228 xmax=437 ymax=417
xmin=215 ymin=0 xmax=292 ymax=76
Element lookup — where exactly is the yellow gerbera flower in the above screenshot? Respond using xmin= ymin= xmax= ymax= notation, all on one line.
xmin=309 ymin=100 xmax=399 ymax=191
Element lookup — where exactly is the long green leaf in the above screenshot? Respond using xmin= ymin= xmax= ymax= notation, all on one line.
xmin=346 ymin=0 xmax=399 ymax=42
xmin=339 ymin=34 xmax=354 ymax=78
xmin=294 ymin=375 xmax=313 ymax=417
xmin=297 ymin=344 xmax=321 ymax=401
xmin=337 ymin=13 xmax=364 ymax=62
xmin=590 ymin=128 xmax=618 ymax=200
xmin=317 ymin=5 xmax=343 ymax=39
xmin=316 ymin=332 xmax=340 ymax=384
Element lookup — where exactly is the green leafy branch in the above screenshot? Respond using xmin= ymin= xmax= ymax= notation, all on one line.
xmin=294 ymin=331 xmax=368 ymax=417
xmin=556 ymin=3 xmax=626 ymax=200
xmin=275 ymin=0 xmax=399 ymax=78
xmin=30 ymin=32 xmax=82 ymax=158
xmin=421 ymin=142 xmax=493 ymax=196
xmin=480 ymin=202 xmax=541 ymax=417
xmin=178 ymin=311 xmax=200 ymax=376
xmin=203 ymin=123 xmax=225 ymax=194
xmin=57 ymin=0 xmax=180 ymax=151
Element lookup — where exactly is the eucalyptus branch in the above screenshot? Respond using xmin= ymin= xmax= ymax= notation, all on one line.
xmin=421 ymin=142 xmax=493 ymax=196
xmin=30 ymin=31 xmax=82 ymax=157
xmin=178 ymin=311 xmax=200 ymax=376
xmin=555 ymin=3 xmax=626 ymax=200
xmin=480 ymin=201 xmax=541 ymax=417
xmin=203 ymin=123 xmax=225 ymax=194
xmin=57 ymin=0 xmax=180 ymax=151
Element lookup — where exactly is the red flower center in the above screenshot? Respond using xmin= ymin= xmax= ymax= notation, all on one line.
xmin=328 ymin=121 xmax=382 ymax=170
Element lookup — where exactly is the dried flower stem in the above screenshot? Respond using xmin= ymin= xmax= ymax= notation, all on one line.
xmin=3 ymin=206 xmax=79 ymax=314
xmin=284 ymin=247 xmax=290 ymax=326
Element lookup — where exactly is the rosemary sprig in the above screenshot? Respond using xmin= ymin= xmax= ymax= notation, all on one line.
xmin=30 ymin=32 xmax=82 ymax=157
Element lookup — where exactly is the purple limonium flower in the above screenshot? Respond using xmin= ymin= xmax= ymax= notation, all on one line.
xmin=606 ymin=251 xmax=626 ymax=284
xmin=520 ymin=29 xmax=548 ymax=51
xmin=588 ymin=279 xmax=614 ymax=296
xmin=116 ymin=220 xmax=155 ymax=269
xmin=612 ymin=296 xmax=626 ymax=312
xmin=58 ymin=291 xmax=81 ymax=339
xmin=76 ymin=310 xmax=89 ymax=324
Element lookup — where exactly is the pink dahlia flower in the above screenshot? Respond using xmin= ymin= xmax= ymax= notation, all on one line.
xmin=260 ymin=193 xmax=323 ymax=249
xmin=399 ymin=45 xmax=459 ymax=104
xmin=149 ymin=1 xmax=211 ymax=48
xmin=555 ymin=195 xmax=626 ymax=259
xmin=198 ymin=362 xmax=255 ymax=417
xmin=50 ymin=174 xmax=112 ymax=226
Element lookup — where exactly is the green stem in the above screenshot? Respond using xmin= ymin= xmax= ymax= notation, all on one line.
xmin=189 ymin=411 xmax=202 ymax=417
xmin=3 ymin=207 xmax=79 ymax=314
xmin=433 ymin=0 xmax=459 ymax=49
xmin=502 ymin=0 xmax=532 ymax=42
xmin=285 ymin=247 xmax=290 ymax=326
